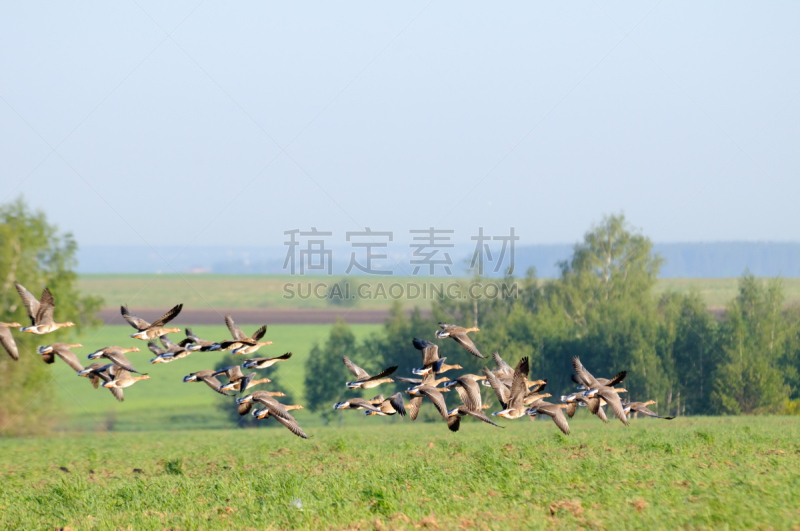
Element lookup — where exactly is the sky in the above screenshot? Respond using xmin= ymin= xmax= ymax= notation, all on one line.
xmin=1 ymin=1 xmax=799 ymax=253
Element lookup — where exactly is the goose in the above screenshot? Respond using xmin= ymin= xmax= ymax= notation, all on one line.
xmin=363 ymin=393 xmax=407 ymax=417
xmin=183 ymin=370 xmax=231 ymax=396
xmin=410 ymin=338 xmax=441 ymax=375
xmin=488 ymin=357 xmax=530 ymax=419
xmin=561 ymin=392 xmax=609 ymax=422
xmin=0 ymin=322 xmax=21 ymax=360
xmin=490 ymin=352 xmax=514 ymax=378
xmin=242 ymin=352 xmax=292 ymax=369
xmin=435 ymin=322 xmax=484 ymax=358
xmin=585 ymin=386 xmax=629 ymax=425
xmin=525 ymin=401 xmax=571 ymax=435
xmin=148 ymin=335 xmax=190 ymax=364
xmin=446 ymin=407 xmax=503 ymax=432
xmin=624 ymin=400 xmax=674 ymax=420
xmin=14 ymin=282 xmax=75 ymax=334
xmin=235 ymin=391 xmax=290 ymax=416
xmin=37 ymin=343 xmax=83 ymax=371
xmin=214 ymin=365 xmax=271 ymax=393
xmin=342 ymin=356 xmax=397 ymax=389
xmin=333 ymin=397 xmax=384 ymax=413
xmin=443 ymin=375 xmax=503 ymax=432
xmin=406 ymin=385 xmax=448 ymax=420
xmin=77 ymin=363 xmax=124 ymax=401
xmin=147 ymin=340 xmax=176 ymax=364
xmin=523 ymin=392 xmax=552 ymax=406
xmin=396 ymin=375 xmax=450 ymax=387
xmin=220 ymin=315 xmax=270 ymax=353
xmin=121 ymin=304 xmax=182 ymax=340
xmin=87 ymin=346 xmax=145 ymax=374
xmin=179 ymin=328 xmax=221 ymax=352
xmin=482 ymin=361 xmax=543 ymax=409
xmin=102 ymin=369 xmax=151 ymax=389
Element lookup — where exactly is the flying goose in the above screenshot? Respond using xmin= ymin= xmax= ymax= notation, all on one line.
xmin=571 ymin=356 xmax=626 ymax=390
xmin=406 ymin=385 xmax=449 ymax=421
xmin=490 ymin=351 xmax=515 ymax=378
xmin=624 ymin=400 xmax=674 ymax=420
xmin=525 ymin=401 xmax=571 ymax=435
xmin=446 ymin=407 xmax=503 ymax=432
xmin=183 ymin=370 xmax=231 ymax=396
xmin=363 ymin=393 xmax=407 ymax=417
xmin=435 ymin=322 xmax=484 ymax=358
xmin=121 ymin=304 xmax=182 ymax=340
xmin=443 ymin=376 xmax=503 ymax=432
xmin=77 ymin=363 xmax=124 ymax=401
xmin=410 ymin=338 xmax=441 ymax=375
xmin=489 ymin=357 xmax=530 ymax=420
xmin=251 ymin=405 xmax=308 ymax=438
xmin=0 ymin=322 xmax=21 ymax=360
xmin=333 ymin=397 xmax=384 ymax=413
xmin=214 ymin=365 xmax=271 ymax=393
xmin=87 ymin=346 xmax=145 ymax=374
xmin=220 ymin=315 xmax=270 ymax=353
xmin=179 ymin=328 xmax=221 ymax=352
xmin=585 ymin=386 xmax=629 ymax=425
xmin=396 ymin=375 xmax=450 ymax=387
xmin=561 ymin=392 xmax=609 ymax=422
xmin=102 ymin=369 xmax=150 ymax=389
xmin=235 ymin=391 xmax=291 ymax=416
xmin=37 ymin=343 xmax=83 ymax=371
xmin=148 ymin=335 xmax=190 ymax=364
xmin=342 ymin=356 xmax=397 ymax=389
xmin=242 ymin=352 xmax=292 ymax=369
xmin=14 ymin=282 xmax=75 ymax=334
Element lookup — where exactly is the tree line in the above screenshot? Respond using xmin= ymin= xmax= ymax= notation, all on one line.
xmin=306 ymin=214 xmax=800 ymax=419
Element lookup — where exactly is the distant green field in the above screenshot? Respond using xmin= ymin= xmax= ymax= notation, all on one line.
xmin=1 ymin=417 xmax=798 ymax=529
xmin=78 ymin=274 xmax=800 ymax=311
xmin=51 ymin=324 xmax=379 ymax=432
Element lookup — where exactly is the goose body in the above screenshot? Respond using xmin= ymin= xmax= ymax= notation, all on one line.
xmin=242 ymin=352 xmax=292 ymax=369
xmin=103 ymin=371 xmax=150 ymax=389
xmin=342 ymin=356 xmax=397 ymax=389
xmin=434 ymin=322 xmax=484 ymax=358
xmin=179 ymin=328 xmax=222 ymax=352
xmin=183 ymin=370 xmax=231 ymax=395
xmin=77 ymin=363 xmax=125 ymax=401
xmin=363 ymin=393 xmax=406 ymax=417
xmin=220 ymin=315 xmax=269 ymax=352
xmin=488 ymin=357 xmax=530 ymax=419
xmin=87 ymin=346 xmax=144 ymax=374
xmin=526 ymin=401 xmax=571 ymax=435
xmin=37 ymin=343 xmax=84 ymax=371
xmin=624 ymin=400 xmax=674 ymax=420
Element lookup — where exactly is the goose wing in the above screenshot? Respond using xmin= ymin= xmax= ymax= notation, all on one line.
xmin=462 ymin=407 xmax=503 ymax=429
xmin=342 ymin=356 xmax=370 ymax=380
xmin=632 ymin=404 xmax=674 ymax=419
xmin=225 ymin=315 xmax=246 ymax=341
xmin=362 ymin=365 xmax=397 ymax=382
xmin=35 ymin=288 xmax=55 ymax=326
xmin=572 ymin=356 xmax=598 ymax=388
xmin=598 ymin=388 xmax=629 ymax=425
xmin=540 ymin=405 xmax=570 ymax=435
xmin=412 ymin=338 xmax=439 ymax=365
xmin=396 ymin=376 xmax=422 ymax=384
xmin=508 ymin=357 xmax=530 ymax=409
xmin=605 ymin=371 xmax=627 ymax=387
xmin=149 ymin=304 xmax=182 ymax=329
xmin=0 ymin=325 xmax=19 ymax=360
xmin=121 ymin=306 xmax=151 ymax=330
xmin=250 ymin=325 xmax=267 ymax=342
xmin=418 ymin=387 xmax=448 ymax=419
xmin=447 ymin=415 xmax=462 ymax=432
xmin=106 ymin=352 xmax=143 ymax=374
xmin=454 ymin=377 xmax=482 ymax=411
xmin=565 ymin=401 xmax=577 ymax=418
xmin=492 ymin=352 xmax=514 ymax=377
xmin=408 ymin=396 xmax=423 ymax=421
xmin=387 ymin=392 xmax=406 ymax=416
xmin=450 ymin=331 xmax=484 ymax=359
xmin=273 ymin=414 xmax=309 ymax=439
xmin=482 ymin=366 xmax=510 ymax=407
xmin=14 ymin=282 xmax=40 ymax=325
xmin=201 ymin=374 xmax=231 ymax=396
xmin=54 ymin=345 xmax=83 ymax=372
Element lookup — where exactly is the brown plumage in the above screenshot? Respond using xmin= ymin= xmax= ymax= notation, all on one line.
xmin=435 ymin=323 xmax=484 ymax=358
xmin=38 ymin=343 xmax=84 ymax=371
xmin=0 ymin=322 xmax=21 ymax=360
xmin=15 ymin=282 xmax=75 ymax=334
xmin=122 ymin=304 xmax=182 ymax=340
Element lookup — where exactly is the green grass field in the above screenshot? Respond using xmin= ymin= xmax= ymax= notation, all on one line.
xmin=51 ymin=324 xmax=380 ymax=432
xmin=1 ymin=417 xmax=798 ymax=529
xmin=78 ymin=274 xmax=800 ymax=311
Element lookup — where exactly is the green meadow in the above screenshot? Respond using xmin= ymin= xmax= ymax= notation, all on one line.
xmin=51 ymin=324 xmax=380 ymax=432
xmin=77 ymin=274 xmax=800 ymax=311
xmin=1 ymin=417 xmax=799 ymax=530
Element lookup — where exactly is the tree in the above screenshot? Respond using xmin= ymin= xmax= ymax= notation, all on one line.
xmin=304 ymin=320 xmax=359 ymax=423
xmin=0 ymin=197 xmax=102 ymax=435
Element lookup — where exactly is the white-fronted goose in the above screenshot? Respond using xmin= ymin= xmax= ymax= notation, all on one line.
xmin=148 ymin=335 xmax=190 ymax=364
xmin=242 ymin=352 xmax=292 ymax=369
xmin=214 ymin=365 xmax=271 ymax=393
xmin=183 ymin=370 xmax=231 ymax=396
xmin=102 ymin=369 xmax=150 ymax=389
xmin=15 ymin=282 xmax=75 ymax=334
xmin=525 ymin=401 xmax=571 ymax=435
xmin=446 ymin=407 xmax=503 ymax=432
xmin=121 ymin=304 xmax=182 ymax=340
xmin=0 ymin=322 xmax=21 ymax=360
xmin=342 ymin=356 xmax=397 ymax=389
xmin=406 ymin=385 xmax=448 ymax=420
xmin=561 ymin=392 xmax=609 ymax=422
xmin=363 ymin=393 xmax=406 ymax=417
xmin=333 ymin=397 xmax=384 ymax=413
xmin=235 ymin=391 xmax=290 ymax=416
xmin=490 ymin=351 xmax=515 ymax=378
xmin=179 ymin=328 xmax=221 ymax=352
xmin=37 ymin=343 xmax=83 ymax=371
xmin=87 ymin=346 xmax=145 ymax=374
xmin=489 ymin=357 xmax=530 ymax=420
xmin=572 ymin=356 xmax=626 ymax=390
xmin=624 ymin=400 xmax=674 ymax=420
xmin=220 ymin=315 xmax=270 ymax=353
xmin=435 ymin=322 xmax=484 ymax=358
xmin=443 ymin=376 xmax=483 ymax=412
xmin=396 ymin=375 xmax=450 ymax=387
xmin=585 ymin=386 xmax=629 ymax=425
xmin=251 ymin=405 xmax=308 ymax=438
xmin=77 ymin=363 xmax=124 ymax=401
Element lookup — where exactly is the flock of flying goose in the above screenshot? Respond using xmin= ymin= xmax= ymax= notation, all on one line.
xmin=0 ymin=283 xmax=672 ymax=440
xmin=332 ymin=323 xmax=673 ymax=435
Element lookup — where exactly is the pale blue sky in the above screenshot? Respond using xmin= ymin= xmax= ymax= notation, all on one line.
xmin=1 ymin=1 xmax=799 ymax=249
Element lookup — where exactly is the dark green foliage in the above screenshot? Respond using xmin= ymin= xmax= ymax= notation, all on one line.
xmin=0 ymin=198 xmax=102 ymax=435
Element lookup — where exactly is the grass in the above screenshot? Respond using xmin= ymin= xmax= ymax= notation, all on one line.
xmin=51 ymin=324 xmax=380 ymax=432
xmin=1 ymin=417 xmax=799 ymax=529
xmin=78 ymin=274 xmax=800 ymax=311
